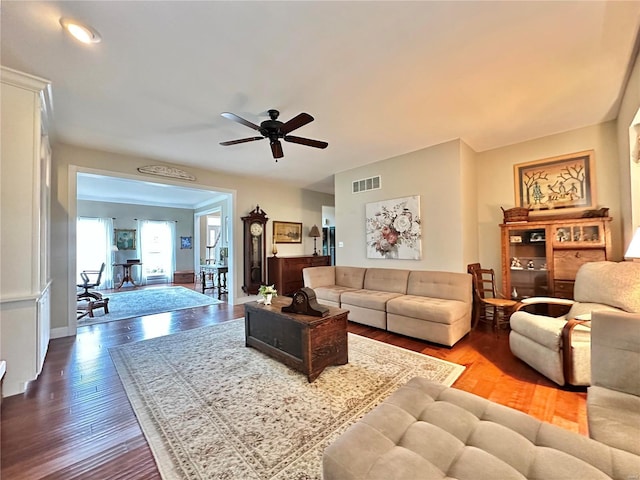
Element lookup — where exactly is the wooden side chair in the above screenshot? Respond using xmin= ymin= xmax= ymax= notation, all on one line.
xmin=467 ymin=263 xmax=517 ymax=331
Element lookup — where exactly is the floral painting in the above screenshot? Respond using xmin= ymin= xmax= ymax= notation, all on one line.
xmin=366 ymin=196 xmax=422 ymax=259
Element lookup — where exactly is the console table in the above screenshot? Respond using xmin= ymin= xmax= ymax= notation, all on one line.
xmin=200 ymin=264 xmax=228 ymax=300
xmin=113 ymin=262 xmax=142 ymax=288
xmin=244 ymin=296 xmax=349 ymax=382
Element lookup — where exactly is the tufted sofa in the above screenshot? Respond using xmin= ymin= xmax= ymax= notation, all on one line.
xmin=303 ymin=266 xmax=472 ymax=347
xmin=323 ymin=377 xmax=640 ymax=480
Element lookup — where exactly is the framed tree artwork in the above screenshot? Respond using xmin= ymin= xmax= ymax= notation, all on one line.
xmin=514 ymin=150 xmax=596 ymax=216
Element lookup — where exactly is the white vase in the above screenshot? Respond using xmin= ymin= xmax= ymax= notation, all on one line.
xmin=264 ymin=293 xmax=273 ymax=305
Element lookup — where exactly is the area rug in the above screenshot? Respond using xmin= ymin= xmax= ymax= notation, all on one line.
xmin=110 ymin=319 xmax=465 ymax=479
xmin=78 ymin=286 xmax=221 ymax=326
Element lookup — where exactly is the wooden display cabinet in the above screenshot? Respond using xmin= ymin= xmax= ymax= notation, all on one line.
xmin=500 ymin=217 xmax=611 ymax=301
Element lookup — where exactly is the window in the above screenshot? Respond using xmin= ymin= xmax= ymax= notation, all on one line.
xmin=140 ymin=220 xmax=175 ymax=284
xmin=77 ymin=217 xmax=114 ymax=288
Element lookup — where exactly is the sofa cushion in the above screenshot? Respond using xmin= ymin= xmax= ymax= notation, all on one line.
xmin=302 ymin=265 xmax=336 ymax=288
xmin=387 ymin=295 xmax=468 ymax=325
xmin=407 ymin=270 xmax=471 ymax=303
xmin=324 ymin=377 xmax=640 ymax=480
xmin=574 ymin=261 xmax=640 ymax=313
xmin=363 ymin=268 xmax=410 ymax=294
xmin=341 ymin=289 xmax=404 ymax=311
xmin=335 ymin=266 xmax=366 ymax=289
xmin=314 ymin=285 xmax=359 ymax=304
xmin=566 ymin=302 xmax=622 ymax=319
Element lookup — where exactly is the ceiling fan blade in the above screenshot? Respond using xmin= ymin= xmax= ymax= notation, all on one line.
xmin=271 ymin=140 xmax=284 ymax=159
xmin=284 ymin=135 xmax=328 ymax=149
xmin=280 ymin=113 xmax=314 ymax=135
xmin=221 ymin=112 xmax=261 ymax=131
xmin=220 ymin=136 xmax=264 ymax=146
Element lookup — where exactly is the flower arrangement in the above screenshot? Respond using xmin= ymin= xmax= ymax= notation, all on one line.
xmin=258 ymin=284 xmax=278 ymax=304
xmin=366 ymin=197 xmax=421 ymax=259
xmin=258 ymin=284 xmax=278 ymax=297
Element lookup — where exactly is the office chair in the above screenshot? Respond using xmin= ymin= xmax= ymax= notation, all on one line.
xmin=77 ymin=262 xmax=106 ymax=301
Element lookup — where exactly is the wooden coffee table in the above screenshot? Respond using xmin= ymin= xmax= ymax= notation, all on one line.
xmin=244 ymin=296 xmax=349 ymax=382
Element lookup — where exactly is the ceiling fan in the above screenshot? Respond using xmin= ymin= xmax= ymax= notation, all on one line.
xmin=219 ymin=109 xmax=328 ymax=161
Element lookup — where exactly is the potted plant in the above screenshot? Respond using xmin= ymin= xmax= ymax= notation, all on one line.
xmin=258 ymin=284 xmax=278 ymax=305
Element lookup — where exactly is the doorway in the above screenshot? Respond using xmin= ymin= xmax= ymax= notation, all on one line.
xmin=72 ymin=170 xmax=234 ymax=331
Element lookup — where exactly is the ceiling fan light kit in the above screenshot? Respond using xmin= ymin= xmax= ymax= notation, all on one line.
xmin=220 ymin=109 xmax=328 ymax=161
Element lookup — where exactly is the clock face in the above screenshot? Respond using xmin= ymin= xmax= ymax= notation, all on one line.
xmin=250 ymin=222 xmax=263 ymax=237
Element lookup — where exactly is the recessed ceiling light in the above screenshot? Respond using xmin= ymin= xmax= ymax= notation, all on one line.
xmin=60 ymin=17 xmax=101 ymax=44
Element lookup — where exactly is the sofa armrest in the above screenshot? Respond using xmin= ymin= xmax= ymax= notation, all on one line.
xmin=591 ymin=310 xmax=640 ymax=396
xmin=561 ymin=318 xmax=591 ymax=383
xmin=513 ymin=297 xmax=575 ymax=313
xmin=302 ymin=266 xmax=336 ymax=289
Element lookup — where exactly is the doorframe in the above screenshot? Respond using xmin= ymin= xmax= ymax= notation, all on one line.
xmin=63 ymin=165 xmax=235 ymax=337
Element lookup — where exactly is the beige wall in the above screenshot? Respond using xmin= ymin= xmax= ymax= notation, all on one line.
xmin=460 ymin=139 xmax=479 ymax=268
xmin=51 ymin=142 xmax=334 ymax=336
xmin=334 ymin=139 xmax=477 ymax=272
xmin=335 ymin=121 xmax=625 ymax=292
xmin=476 ymin=121 xmax=623 ymax=289
xmin=615 ymin=49 xmax=640 ymax=246
xmin=78 ymin=200 xmax=197 ymax=271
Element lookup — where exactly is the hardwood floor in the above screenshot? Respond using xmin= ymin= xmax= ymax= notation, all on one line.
xmin=1 ymin=284 xmax=587 ymax=479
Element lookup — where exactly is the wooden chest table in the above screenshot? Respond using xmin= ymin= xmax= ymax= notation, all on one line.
xmin=244 ymin=296 xmax=349 ymax=382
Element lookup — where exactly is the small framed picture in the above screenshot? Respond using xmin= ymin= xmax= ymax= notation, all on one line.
xmin=510 ymin=235 xmax=523 ymax=244
xmin=273 ymin=221 xmax=303 ymax=244
xmin=180 ymin=236 xmax=192 ymax=249
xmin=114 ymin=229 xmax=136 ymax=250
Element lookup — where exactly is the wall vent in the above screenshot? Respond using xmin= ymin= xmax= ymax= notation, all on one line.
xmin=352 ymin=175 xmax=381 ymax=194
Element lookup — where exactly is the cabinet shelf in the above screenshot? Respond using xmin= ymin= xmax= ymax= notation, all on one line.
xmin=500 ymin=217 xmax=611 ymax=299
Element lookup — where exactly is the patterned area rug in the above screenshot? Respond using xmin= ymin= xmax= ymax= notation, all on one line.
xmin=78 ymin=286 xmax=221 ymax=326
xmin=110 ymin=319 xmax=465 ymax=479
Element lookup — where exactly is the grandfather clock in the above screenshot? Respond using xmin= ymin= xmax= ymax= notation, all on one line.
xmin=241 ymin=205 xmax=268 ymax=294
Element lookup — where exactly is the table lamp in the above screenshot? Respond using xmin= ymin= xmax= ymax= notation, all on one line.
xmin=309 ymin=225 xmax=321 ymax=256
xmin=624 ymin=227 xmax=640 ymax=262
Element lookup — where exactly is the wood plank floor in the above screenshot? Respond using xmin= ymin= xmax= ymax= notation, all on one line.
xmin=1 ymin=284 xmax=587 ymax=479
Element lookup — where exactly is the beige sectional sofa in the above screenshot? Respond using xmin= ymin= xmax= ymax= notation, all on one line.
xmin=323 ymin=377 xmax=640 ymax=480
xmin=302 ymin=266 xmax=472 ymax=347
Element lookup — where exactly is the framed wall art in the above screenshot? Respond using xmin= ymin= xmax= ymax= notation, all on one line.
xmin=514 ymin=150 xmax=596 ymax=215
xmin=114 ymin=229 xmax=136 ymax=250
xmin=180 ymin=236 xmax=192 ymax=249
xmin=365 ymin=195 xmax=422 ymax=259
xmin=273 ymin=221 xmax=302 ymax=244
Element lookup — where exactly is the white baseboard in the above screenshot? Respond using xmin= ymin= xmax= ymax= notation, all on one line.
xmin=51 ymin=326 xmax=74 ymax=339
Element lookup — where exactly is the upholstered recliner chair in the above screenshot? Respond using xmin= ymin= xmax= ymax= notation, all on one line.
xmin=509 ymin=261 xmax=640 ymax=386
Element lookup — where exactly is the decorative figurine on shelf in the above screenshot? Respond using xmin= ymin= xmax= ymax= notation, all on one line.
xmin=511 ymin=257 xmax=523 ymax=269
xmin=511 ymin=287 xmax=518 ymax=299
xmin=258 ymin=284 xmax=278 ymax=305
xmin=527 ymin=260 xmax=535 ymax=270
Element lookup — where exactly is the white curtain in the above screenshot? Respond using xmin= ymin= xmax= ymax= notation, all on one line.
xmin=77 ymin=216 xmax=115 ymax=289
xmin=138 ymin=220 xmax=176 ymax=285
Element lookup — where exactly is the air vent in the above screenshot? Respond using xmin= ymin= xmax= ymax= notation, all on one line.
xmin=352 ymin=175 xmax=381 ymax=194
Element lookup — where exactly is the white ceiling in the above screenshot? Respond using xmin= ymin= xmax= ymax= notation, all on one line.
xmin=76 ymin=173 xmax=224 ymax=209
xmin=3 ymin=1 xmax=640 ymax=197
